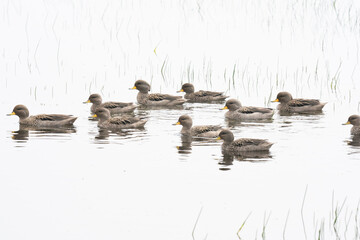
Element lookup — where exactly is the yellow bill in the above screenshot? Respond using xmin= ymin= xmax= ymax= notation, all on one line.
xmin=92 ymin=114 xmax=97 ymax=118
xmin=131 ymin=86 xmax=137 ymax=90
xmin=7 ymin=112 xmax=15 ymax=116
xmin=221 ymin=106 xmax=228 ymax=110
xmin=271 ymin=99 xmax=279 ymax=102
xmin=342 ymin=121 xmax=351 ymax=125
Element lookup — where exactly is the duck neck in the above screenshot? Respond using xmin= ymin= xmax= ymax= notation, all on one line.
xmin=98 ymin=114 xmax=110 ymax=124
xmin=137 ymin=92 xmax=148 ymax=103
xmin=181 ymin=125 xmax=192 ymax=135
xmin=91 ymin=102 xmax=101 ymax=112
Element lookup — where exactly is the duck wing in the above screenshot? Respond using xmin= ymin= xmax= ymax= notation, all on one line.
xmin=102 ymin=101 xmax=132 ymax=109
xmin=36 ymin=114 xmax=74 ymax=121
xmin=233 ymin=138 xmax=268 ymax=147
xmin=192 ymin=125 xmax=222 ymax=135
xmin=238 ymin=106 xmax=274 ymax=114
xmin=109 ymin=116 xmax=140 ymax=125
xmin=148 ymin=93 xmax=182 ymax=101
xmin=195 ymin=90 xmax=224 ymax=97
xmin=289 ymin=99 xmax=320 ymax=107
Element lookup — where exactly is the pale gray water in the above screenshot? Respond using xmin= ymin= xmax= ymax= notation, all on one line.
xmin=1 ymin=0 xmax=360 ymax=239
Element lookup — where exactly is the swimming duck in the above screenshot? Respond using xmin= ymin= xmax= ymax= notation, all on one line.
xmin=7 ymin=105 xmax=77 ymax=127
xmin=222 ymin=99 xmax=274 ymax=120
xmin=93 ymin=108 xmax=147 ymax=129
xmin=343 ymin=115 xmax=360 ymax=135
xmin=217 ymin=129 xmax=273 ymax=152
xmin=271 ymin=92 xmax=326 ymax=113
xmin=177 ymin=83 xmax=228 ymax=102
xmin=84 ymin=93 xmax=137 ymax=114
xmin=174 ymin=114 xmax=222 ymax=138
xmin=130 ymin=80 xmax=186 ymax=106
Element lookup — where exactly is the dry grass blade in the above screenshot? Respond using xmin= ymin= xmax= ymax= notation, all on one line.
xmin=192 ymin=206 xmax=203 ymax=240
xmin=237 ymin=212 xmax=252 ymax=240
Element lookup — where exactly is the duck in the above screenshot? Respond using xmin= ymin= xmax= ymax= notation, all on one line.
xmin=93 ymin=108 xmax=147 ymax=129
xmin=84 ymin=93 xmax=137 ymax=114
xmin=217 ymin=129 xmax=273 ymax=153
xmin=7 ymin=105 xmax=77 ymax=127
xmin=222 ymin=99 xmax=274 ymax=120
xmin=343 ymin=115 xmax=360 ymax=135
xmin=177 ymin=83 xmax=228 ymax=102
xmin=130 ymin=80 xmax=186 ymax=106
xmin=174 ymin=114 xmax=222 ymax=138
xmin=271 ymin=92 xmax=326 ymax=113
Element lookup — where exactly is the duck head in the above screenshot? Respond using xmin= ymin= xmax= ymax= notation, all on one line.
xmin=131 ymin=80 xmax=151 ymax=93
xmin=222 ymin=99 xmax=242 ymax=111
xmin=8 ymin=105 xmax=29 ymax=119
xmin=272 ymin=92 xmax=293 ymax=103
xmin=178 ymin=83 xmax=194 ymax=93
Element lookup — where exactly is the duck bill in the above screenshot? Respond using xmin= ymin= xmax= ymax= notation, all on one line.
xmin=172 ymin=122 xmax=181 ymax=126
xmin=216 ymin=136 xmax=221 ymax=140
xmin=92 ymin=114 xmax=97 ymax=118
xmin=342 ymin=121 xmax=351 ymax=125
xmin=221 ymin=106 xmax=228 ymax=110
xmin=7 ymin=112 xmax=15 ymax=116
xmin=83 ymin=100 xmax=91 ymax=104
xmin=271 ymin=99 xmax=279 ymax=102
xmin=129 ymin=86 xmax=137 ymax=90
xmin=176 ymin=89 xmax=184 ymax=93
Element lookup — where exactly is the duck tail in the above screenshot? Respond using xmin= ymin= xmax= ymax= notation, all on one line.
xmin=67 ymin=117 xmax=78 ymax=125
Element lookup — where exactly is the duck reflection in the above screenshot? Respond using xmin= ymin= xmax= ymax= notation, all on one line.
xmin=94 ymin=127 xmax=145 ymax=142
xmin=347 ymin=135 xmax=360 ymax=147
xmin=137 ymin=105 xmax=184 ymax=111
xmin=177 ymin=135 xmax=192 ymax=154
xmin=218 ymin=154 xmax=234 ymax=170
xmin=218 ymin=151 xmax=271 ymax=170
xmin=278 ymin=110 xmax=325 ymax=117
xmin=11 ymin=128 xmax=29 ymax=141
xmin=231 ymin=151 xmax=272 ymax=161
xmin=95 ymin=128 xmax=111 ymax=140
xmin=11 ymin=125 xmax=76 ymax=142
xmin=225 ymin=118 xmax=273 ymax=128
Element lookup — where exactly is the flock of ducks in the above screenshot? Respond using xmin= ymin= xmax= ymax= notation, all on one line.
xmin=8 ymin=80 xmax=359 ymax=155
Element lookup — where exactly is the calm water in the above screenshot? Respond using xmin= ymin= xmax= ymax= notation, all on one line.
xmin=1 ymin=0 xmax=360 ymax=239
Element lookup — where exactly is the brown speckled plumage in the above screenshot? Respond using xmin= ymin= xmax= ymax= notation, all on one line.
xmin=272 ymin=92 xmax=326 ymax=113
xmin=85 ymin=93 xmax=137 ymax=114
xmin=8 ymin=105 xmax=77 ymax=127
xmin=132 ymin=80 xmax=186 ymax=106
xmin=178 ymin=83 xmax=228 ymax=102
xmin=175 ymin=114 xmax=222 ymax=138
xmin=218 ymin=129 xmax=273 ymax=153
xmin=223 ymin=99 xmax=274 ymax=120
xmin=94 ymin=108 xmax=147 ymax=129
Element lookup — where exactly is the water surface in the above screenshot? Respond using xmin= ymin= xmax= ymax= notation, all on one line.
xmin=1 ymin=0 xmax=360 ymax=239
